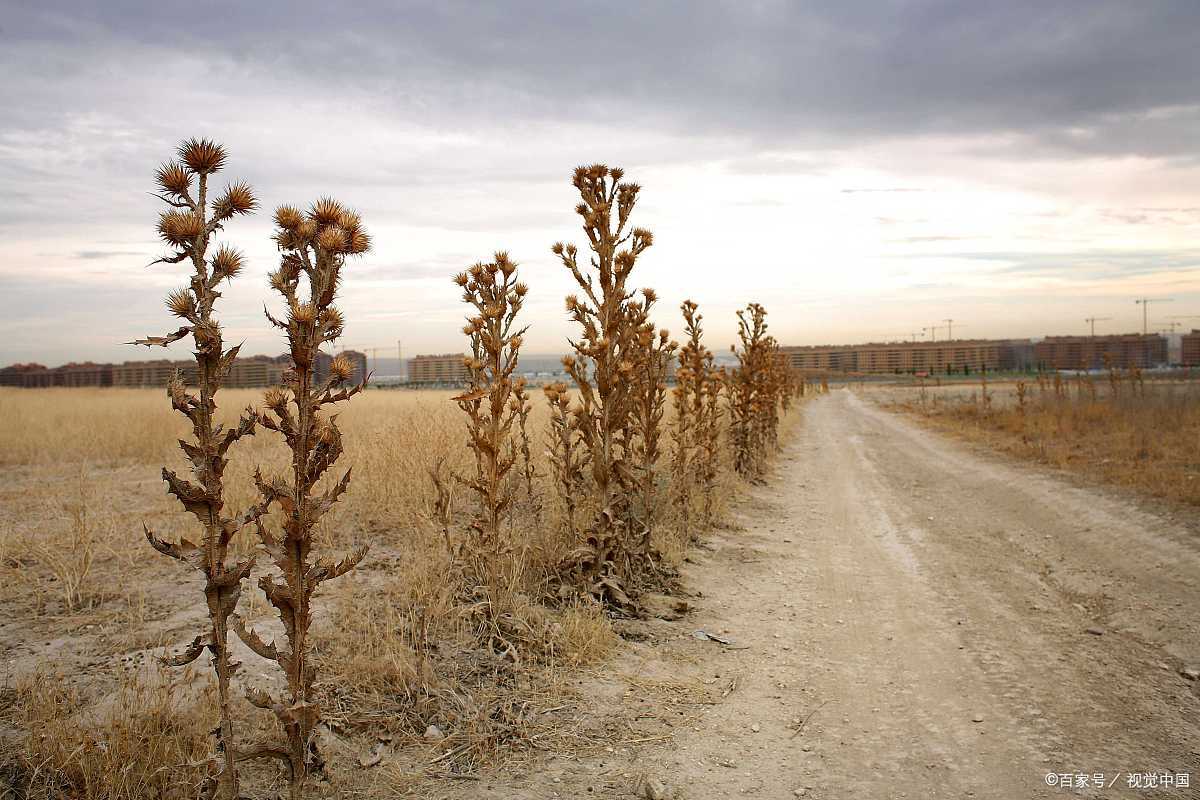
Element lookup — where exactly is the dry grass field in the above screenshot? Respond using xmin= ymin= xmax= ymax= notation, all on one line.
xmin=871 ymin=373 xmax=1200 ymax=507
xmin=0 ymin=385 xmax=775 ymax=798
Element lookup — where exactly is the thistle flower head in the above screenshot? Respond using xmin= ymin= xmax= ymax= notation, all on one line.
xmin=178 ymin=138 xmax=227 ymax=174
xmin=211 ymin=246 xmax=244 ymax=281
xmin=213 ymin=181 xmax=257 ymax=217
xmin=274 ymin=205 xmax=304 ymax=231
xmin=264 ymin=387 xmax=288 ymax=410
xmin=642 ymin=288 xmax=657 ymax=303
xmin=292 ymin=303 xmax=317 ymax=324
xmin=319 ymin=306 xmax=344 ymax=335
xmin=513 ymin=282 xmax=529 ymax=297
xmin=157 ymin=210 xmax=204 ymax=246
xmin=155 ymin=162 xmax=191 ymax=197
xmin=309 ymin=197 xmax=345 ymax=226
xmin=165 ymin=287 xmax=196 ymax=319
xmin=347 ymin=228 xmax=371 ymax=254
xmin=316 ymin=225 xmax=348 ymax=253
xmin=329 ymin=355 xmax=354 ymax=382
xmin=453 ymin=272 xmax=470 ymax=287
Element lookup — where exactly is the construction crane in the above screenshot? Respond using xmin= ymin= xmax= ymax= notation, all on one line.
xmin=344 ymin=345 xmax=392 ymax=378
xmin=1169 ymin=315 xmax=1200 ymax=333
xmin=1161 ymin=321 xmax=1184 ymax=334
xmin=923 ymin=324 xmax=941 ymax=343
xmin=1134 ymin=297 xmax=1174 ymax=335
xmin=1084 ymin=316 xmax=1112 ymax=336
xmin=942 ymin=318 xmax=956 ymax=340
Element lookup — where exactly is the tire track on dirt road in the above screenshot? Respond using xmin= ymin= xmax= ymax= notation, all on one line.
xmin=622 ymin=389 xmax=1200 ymax=799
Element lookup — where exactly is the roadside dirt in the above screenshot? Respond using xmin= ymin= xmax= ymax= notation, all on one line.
xmin=477 ymin=388 xmax=1200 ymax=799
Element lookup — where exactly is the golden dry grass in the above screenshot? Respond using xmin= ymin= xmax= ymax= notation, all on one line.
xmin=886 ymin=376 xmax=1200 ymax=506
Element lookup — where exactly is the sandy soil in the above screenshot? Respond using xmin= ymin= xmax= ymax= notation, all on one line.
xmin=483 ymin=388 xmax=1200 ymax=800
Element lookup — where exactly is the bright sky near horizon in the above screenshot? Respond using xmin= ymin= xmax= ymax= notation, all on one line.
xmin=3 ymin=2 xmax=1200 ymax=366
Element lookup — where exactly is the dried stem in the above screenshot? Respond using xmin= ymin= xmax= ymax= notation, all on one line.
xmin=237 ymin=197 xmax=370 ymax=800
xmin=133 ymin=138 xmax=260 ymax=800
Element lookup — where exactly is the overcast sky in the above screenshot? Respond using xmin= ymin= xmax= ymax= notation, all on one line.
xmin=4 ymin=1 xmax=1200 ymax=365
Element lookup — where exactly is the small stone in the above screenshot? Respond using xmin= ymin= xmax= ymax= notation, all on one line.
xmin=423 ymin=724 xmax=444 ymax=742
xmin=639 ymin=776 xmax=668 ymax=800
xmin=751 ymin=723 xmax=761 ymax=733
xmin=1085 ymin=627 xmax=1104 ymax=636
xmin=1181 ymin=666 xmax=1200 ymax=681
xmin=794 ymin=790 xmax=807 ymax=797
xmin=971 ymin=714 xmax=984 ymax=723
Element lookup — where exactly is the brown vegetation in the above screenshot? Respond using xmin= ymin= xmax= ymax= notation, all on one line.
xmin=236 ymin=197 xmax=371 ymax=798
xmin=894 ymin=371 xmax=1200 ymax=506
xmin=132 ymin=138 xmax=261 ymax=800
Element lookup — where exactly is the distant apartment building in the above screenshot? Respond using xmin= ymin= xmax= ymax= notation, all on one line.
xmin=0 ymin=363 xmax=51 ymax=387
xmin=1 ymin=362 xmax=116 ymax=387
xmin=779 ymin=339 xmax=1029 ymax=374
xmin=1182 ymin=330 xmax=1200 ymax=366
xmin=408 ymin=353 xmax=470 ymax=385
xmin=5 ymin=355 xmax=292 ymax=389
xmin=1033 ymin=334 xmax=1167 ymax=370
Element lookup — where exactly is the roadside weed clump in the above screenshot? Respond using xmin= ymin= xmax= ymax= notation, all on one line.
xmin=450 ymin=252 xmax=529 ymax=589
xmin=554 ymin=163 xmax=657 ymax=610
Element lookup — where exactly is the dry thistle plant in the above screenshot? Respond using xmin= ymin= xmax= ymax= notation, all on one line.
xmin=730 ymin=303 xmax=772 ymax=479
xmin=553 ymin=163 xmax=656 ymax=609
xmin=450 ymin=252 xmax=529 ymax=587
xmin=627 ymin=291 xmax=677 ymax=543
xmin=235 ymin=197 xmax=370 ymax=799
xmin=130 ymin=138 xmax=260 ymax=800
xmin=511 ymin=376 xmax=543 ymax=529
xmin=544 ymin=380 xmax=588 ymax=543
xmin=672 ymin=300 xmax=723 ymax=530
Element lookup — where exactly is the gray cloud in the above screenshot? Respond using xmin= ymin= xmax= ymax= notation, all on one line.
xmin=6 ymin=2 xmax=1200 ymax=159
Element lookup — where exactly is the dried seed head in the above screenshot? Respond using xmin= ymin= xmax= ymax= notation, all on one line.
xmin=165 ymin=287 xmax=196 ymax=318
xmin=642 ymin=288 xmax=657 ymax=303
xmin=319 ymin=307 xmax=344 ymax=336
xmin=178 ymin=138 xmax=227 ymax=174
xmin=329 ymin=355 xmax=354 ymax=382
xmin=211 ymin=246 xmax=244 ymax=281
xmin=514 ymin=282 xmax=529 ymax=297
xmin=295 ymin=219 xmax=318 ymax=242
xmin=213 ymin=181 xmax=257 ymax=217
xmin=462 ymin=323 xmax=475 ymax=335
xmin=292 ymin=303 xmax=317 ymax=324
xmin=275 ymin=205 xmax=304 ymax=231
xmin=157 ymin=210 xmax=204 ymax=246
xmin=317 ymin=225 xmax=348 ymax=253
xmin=167 ymin=373 xmax=188 ymax=406
xmin=309 ymin=197 xmax=345 ymax=226
xmin=347 ymin=228 xmax=371 ymax=254
xmin=453 ymin=272 xmax=470 ymax=287
xmin=155 ymin=162 xmax=191 ymax=197
xmin=263 ymin=387 xmax=288 ymax=409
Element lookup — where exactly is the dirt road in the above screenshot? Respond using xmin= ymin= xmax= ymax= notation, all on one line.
xmin=562 ymin=389 xmax=1200 ymax=799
